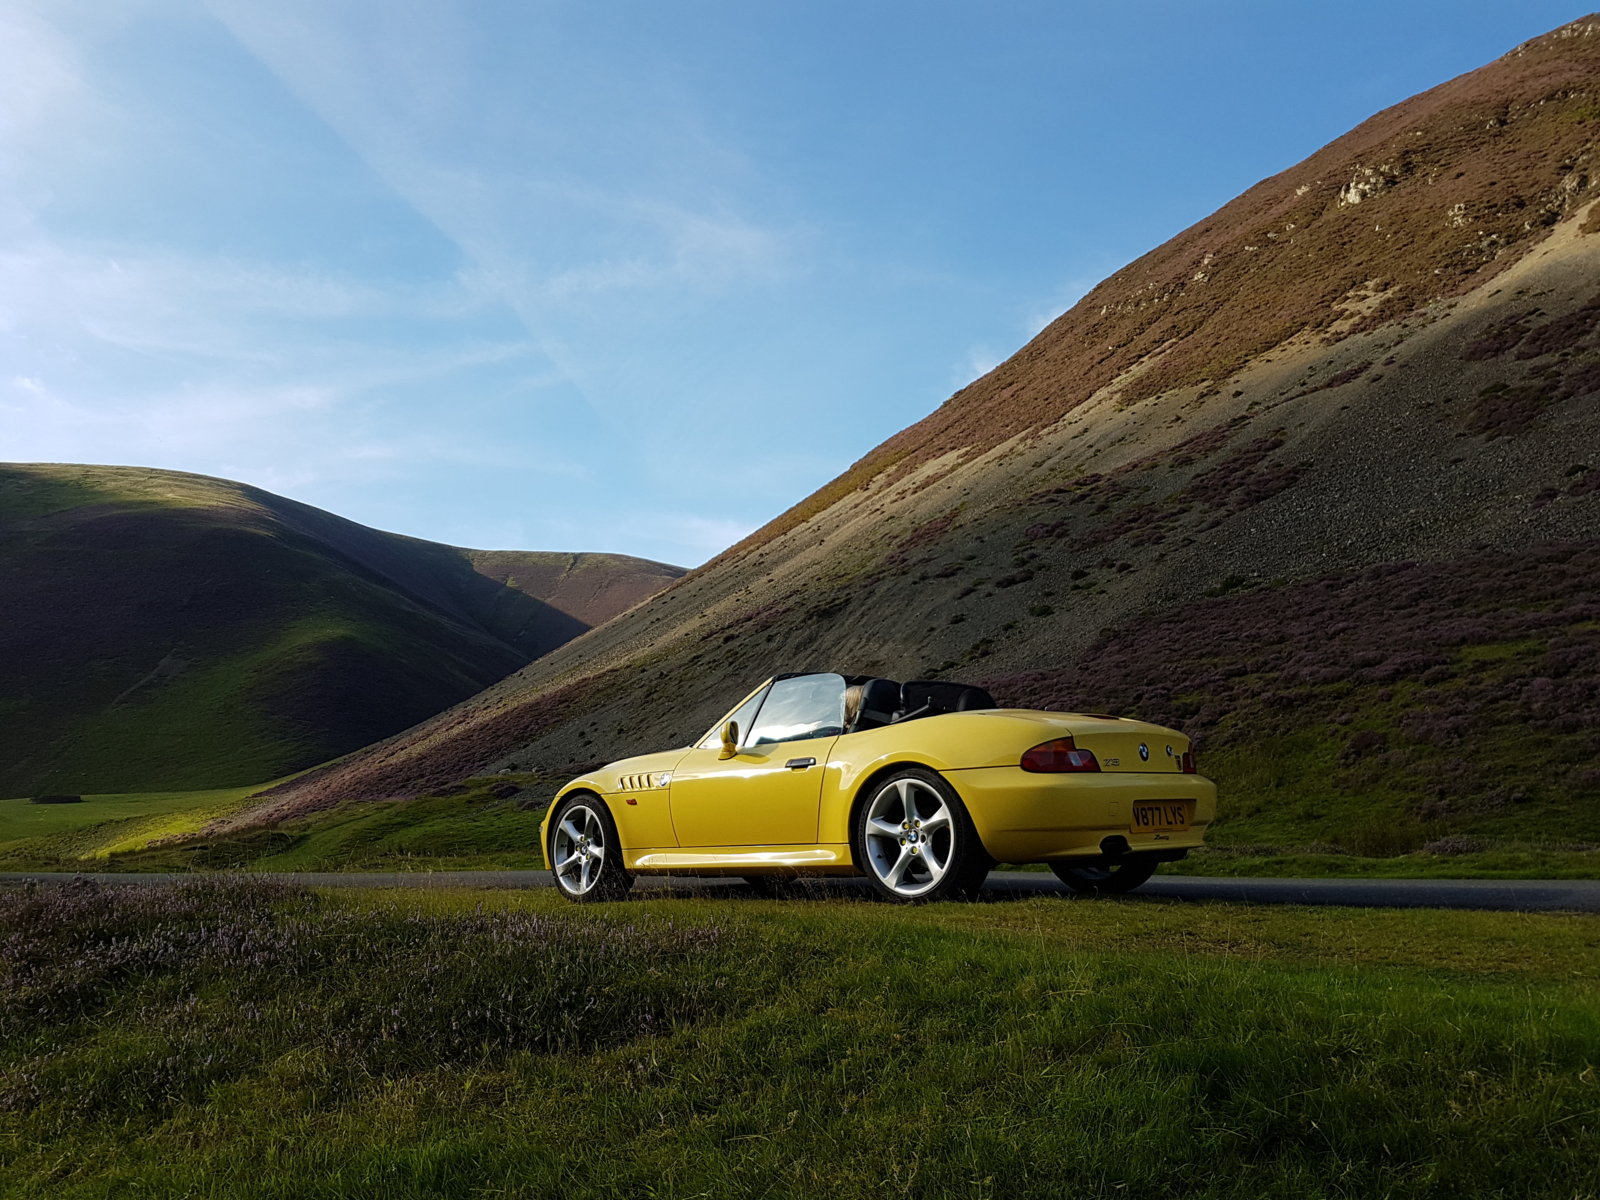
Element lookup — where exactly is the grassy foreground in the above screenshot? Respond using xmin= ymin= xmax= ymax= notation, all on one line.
xmin=1 ymin=881 xmax=1597 ymax=1199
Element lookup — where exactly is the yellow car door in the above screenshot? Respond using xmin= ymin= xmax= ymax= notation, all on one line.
xmin=668 ymin=673 xmax=847 ymax=848
xmin=668 ymin=733 xmax=838 ymax=847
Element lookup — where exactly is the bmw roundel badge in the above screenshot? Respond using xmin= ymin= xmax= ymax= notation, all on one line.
xmin=1138 ymin=743 xmax=1150 ymax=762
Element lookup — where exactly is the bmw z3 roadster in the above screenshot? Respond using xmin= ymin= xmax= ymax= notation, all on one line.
xmin=542 ymin=672 xmax=1215 ymax=903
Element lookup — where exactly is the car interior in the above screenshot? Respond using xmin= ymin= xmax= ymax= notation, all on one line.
xmin=841 ymin=675 xmax=996 ymax=733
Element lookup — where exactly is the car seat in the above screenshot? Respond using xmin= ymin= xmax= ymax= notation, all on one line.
xmin=847 ymin=678 xmax=902 ymax=732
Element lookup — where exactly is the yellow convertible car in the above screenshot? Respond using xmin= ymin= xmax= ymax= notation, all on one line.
xmin=542 ymin=672 xmax=1214 ymax=903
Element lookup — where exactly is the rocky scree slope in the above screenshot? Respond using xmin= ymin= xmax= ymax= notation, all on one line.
xmin=0 ymin=464 xmax=682 ymax=796
xmin=236 ymin=18 xmax=1600 ymax=852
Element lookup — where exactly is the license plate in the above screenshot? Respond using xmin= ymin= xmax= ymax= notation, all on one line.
xmin=1131 ymin=801 xmax=1192 ymax=833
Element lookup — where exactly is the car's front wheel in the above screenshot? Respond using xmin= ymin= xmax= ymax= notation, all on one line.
xmin=854 ymin=768 xmax=991 ymax=902
xmin=1050 ymin=855 xmax=1160 ymax=895
xmin=549 ymin=795 xmax=633 ymax=902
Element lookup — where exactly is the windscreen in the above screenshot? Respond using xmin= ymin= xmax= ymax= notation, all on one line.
xmin=744 ymin=674 xmax=846 ymax=746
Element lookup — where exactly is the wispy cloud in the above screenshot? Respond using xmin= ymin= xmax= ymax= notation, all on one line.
xmin=2 ymin=367 xmax=582 ymax=501
xmin=0 ymin=3 xmax=566 ymax=497
xmin=204 ymin=2 xmax=799 ymax=343
xmin=948 ymin=276 xmax=1103 ymax=387
xmin=954 ymin=345 xmax=1002 ymax=387
xmin=0 ymin=240 xmax=494 ymax=360
xmin=1023 ymin=274 xmax=1102 ymax=338
xmin=0 ymin=4 xmax=86 ymax=153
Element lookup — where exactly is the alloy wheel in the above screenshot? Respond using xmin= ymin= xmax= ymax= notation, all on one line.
xmin=551 ymin=802 xmax=609 ymax=897
xmin=862 ymin=776 xmax=956 ymax=898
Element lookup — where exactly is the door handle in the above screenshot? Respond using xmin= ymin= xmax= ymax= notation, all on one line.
xmin=785 ymin=757 xmax=816 ymax=770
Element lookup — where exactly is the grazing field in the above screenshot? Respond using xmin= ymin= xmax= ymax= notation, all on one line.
xmin=1 ymin=880 xmax=1596 ymax=1199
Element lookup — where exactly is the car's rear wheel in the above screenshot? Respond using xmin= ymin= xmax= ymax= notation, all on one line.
xmin=1050 ymin=855 xmax=1160 ymax=895
xmin=855 ymin=768 xmax=991 ymax=902
xmin=549 ymin=795 xmax=633 ymax=902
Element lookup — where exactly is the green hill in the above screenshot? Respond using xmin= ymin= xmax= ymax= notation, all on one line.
xmin=0 ymin=464 xmax=683 ymax=796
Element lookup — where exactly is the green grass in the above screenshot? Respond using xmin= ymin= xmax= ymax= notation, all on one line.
xmin=1168 ymin=844 xmax=1600 ymax=880
xmin=0 ymin=470 xmax=120 ymax=519
xmin=241 ymin=789 xmax=547 ymax=872
xmin=1 ymin=881 xmax=1596 ymax=1198
xmin=1201 ymin=720 xmax=1600 ymax=858
xmin=26 ymin=617 xmax=347 ymax=797
xmin=0 ymin=774 xmax=555 ymax=875
xmin=0 ymin=784 xmax=273 ymax=867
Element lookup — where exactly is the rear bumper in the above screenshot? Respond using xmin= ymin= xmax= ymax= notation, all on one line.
xmin=946 ymin=765 xmax=1216 ymax=863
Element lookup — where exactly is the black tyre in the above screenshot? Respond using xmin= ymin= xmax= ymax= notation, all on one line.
xmin=548 ymin=795 xmax=634 ymax=902
xmin=1050 ymin=855 xmax=1160 ymax=896
xmin=853 ymin=767 xmax=991 ymax=902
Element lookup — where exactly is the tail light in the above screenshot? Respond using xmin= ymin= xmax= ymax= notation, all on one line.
xmin=1180 ymin=749 xmax=1197 ymax=774
xmin=1021 ymin=737 xmax=1100 ymax=773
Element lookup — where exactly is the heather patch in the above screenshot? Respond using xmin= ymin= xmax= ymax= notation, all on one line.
xmin=1462 ymin=318 xmax=1600 ymax=437
xmin=1467 ymin=375 xmax=1560 ymax=438
xmin=985 ymin=542 xmax=1600 ymax=851
xmin=1507 ymin=292 xmax=1600 ymax=359
xmin=0 ymin=879 xmax=732 ymax=1128
xmin=1460 ymin=312 xmax=1535 ymax=360
xmin=1288 ymin=358 xmax=1374 ymax=396
xmin=1020 ymin=430 xmax=1305 ymax=549
xmin=1182 ymin=431 xmax=1305 ymax=515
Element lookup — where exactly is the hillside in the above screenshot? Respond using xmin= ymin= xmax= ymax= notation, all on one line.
xmin=232 ymin=17 xmax=1600 ymax=855
xmin=0 ymin=464 xmax=683 ymax=796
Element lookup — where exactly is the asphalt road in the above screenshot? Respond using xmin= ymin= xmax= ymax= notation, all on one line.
xmin=2 ymin=870 xmax=1598 ymax=913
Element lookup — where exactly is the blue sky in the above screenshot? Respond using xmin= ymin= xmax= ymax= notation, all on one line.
xmin=2 ymin=1 xmax=1586 ymax=566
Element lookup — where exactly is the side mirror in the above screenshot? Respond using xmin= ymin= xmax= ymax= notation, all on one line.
xmin=718 ymin=720 xmax=740 ymax=760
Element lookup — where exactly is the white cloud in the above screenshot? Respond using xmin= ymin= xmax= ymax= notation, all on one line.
xmin=1022 ymin=274 xmax=1100 ymax=338
xmin=669 ymin=515 xmax=758 ymax=554
xmin=0 ymin=5 xmax=86 ymax=151
xmin=955 ymin=346 xmax=1002 ymax=386
xmin=947 ymin=276 xmax=1101 ymax=387
xmin=0 ymin=240 xmax=502 ymax=353
xmin=1 ymin=367 xmax=584 ymax=501
xmin=205 ymin=1 xmax=798 ymax=322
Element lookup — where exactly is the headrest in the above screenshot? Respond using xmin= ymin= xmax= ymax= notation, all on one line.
xmin=852 ymin=677 xmax=901 ymax=731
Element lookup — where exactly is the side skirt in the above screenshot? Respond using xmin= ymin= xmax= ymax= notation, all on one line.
xmin=624 ymin=843 xmax=857 ymax=875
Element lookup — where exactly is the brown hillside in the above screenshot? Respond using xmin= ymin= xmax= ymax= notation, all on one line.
xmin=711 ymin=16 xmax=1600 ymax=559
xmin=231 ymin=17 xmax=1600 ymax=843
